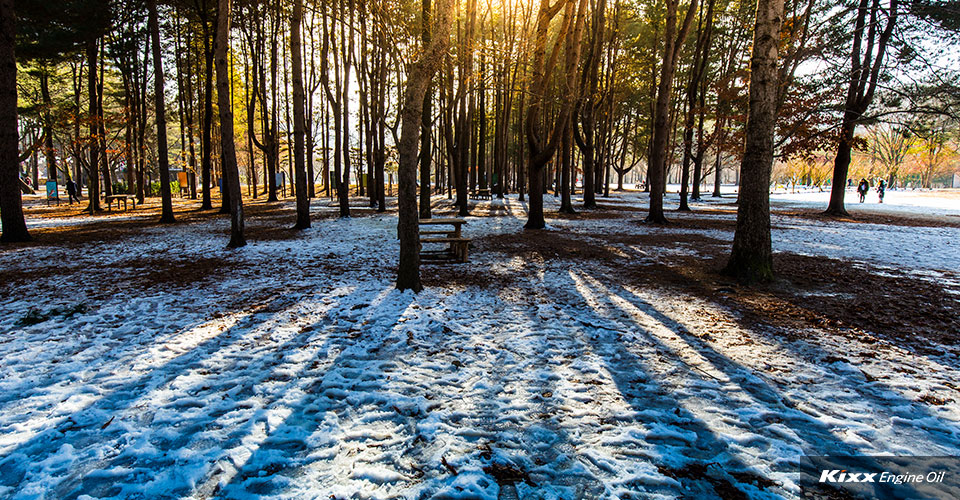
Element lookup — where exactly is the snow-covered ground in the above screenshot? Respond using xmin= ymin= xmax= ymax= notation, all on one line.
xmin=769 ymin=187 xmax=960 ymax=218
xmin=1 ymin=192 xmax=959 ymax=500
xmin=606 ymin=188 xmax=960 ymax=273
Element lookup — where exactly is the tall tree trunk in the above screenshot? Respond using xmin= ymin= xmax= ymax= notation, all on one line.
xmin=679 ymin=0 xmax=715 ymax=210
xmin=136 ymin=39 xmax=148 ymax=203
xmin=175 ymin=7 xmax=198 ymax=199
xmin=419 ymin=0 xmax=433 ymax=218
xmin=825 ymin=0 xmax=898 ymax=216
xmin=216 ymin=0 xmax=244 ymax=247
xmin=524 ymin=0 xmax=586 ymax=229
xmin=559 ymin=121 xmax=575 ymax=213
xmin=0 ymin=0 xmax=29 ymax=242
xmin=268 ymin=15 xmax=280 ymax=202
xmin=339 ymin=0 xmax=354 ymax=217
xmin=291 ymin=0 xmax=310 ymax=229
xmin=123 ymin=72 xmax=136 ymax=194
xmin=691 ymin=76 xmax=708 ymax=200
xmin=30 ymin=137 xmax=38 ymax=189
xmin=646 ymin=0 xmax=698 ymax=223
xmin=149 ymin=0 xmax=175 ymax=223
xmin=201 ymin=22 xmax=215 ymax=210
xmin=724 ymin=0 xmax=785 ymax=283
xmin=373 ymin=18 xmax=387 ymax=212
xmin=38 ymin=70 xmax=58 ymax=184
xmin=454 ymin=0 xmax=477 ymax=218
xmin=397 ymin=0 xmax=455 ymax=292
xmin=71 ymin=60 xmax=83 ymax=193
xmin=305 ymin=8 xmax=318 ymax=199
xmin=97 ymin=42 xmax=112 ymax=198
xmin=574 ymin=0 xmax=606 ymax=209
xmin=712 ymin=114 xmax=723 ymax=196
xmin=478 ymin=52 xmax=487 ymax=190
xmin=86 ymin=39 xmax=101 ymax=213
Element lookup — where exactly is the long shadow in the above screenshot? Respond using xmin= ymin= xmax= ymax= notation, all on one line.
xmin=0 ymin=278 xmax=319 ymax=417
xmin=540 ymin=272 xmax=772 ymax=498
xmin=610 ymin=263 xmax=960 ymax=456
xmin=211 ymin=286 xmax=416 ymax=498
xmin=0 ymin=288 xmax=335 ymax=498
xmin=56 ymin=283 xmax=381 ymax=500
xmin=410 ymin=284 xmax=610 ymax=498
xmin=386 ymin=286 xmax=592 ymax=499
xmin=229 ymin=277 xmax=611 ymax=499
xmin=476 ymin=288 xmax=609 ymax=499
xmin=561 ymin=268 xmax=934 ymax=498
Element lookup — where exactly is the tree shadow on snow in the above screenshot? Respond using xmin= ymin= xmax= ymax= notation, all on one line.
xmin=559 ymin=268 xmax=933 ymax=499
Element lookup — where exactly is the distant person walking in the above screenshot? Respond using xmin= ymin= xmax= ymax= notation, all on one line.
xmin=877 ymin=179 xmax=886 ymax=203
xmin=857 ymin=178 xmax=869 ymax=203
xmin=66 ymin=179 xmax=81 ymax=204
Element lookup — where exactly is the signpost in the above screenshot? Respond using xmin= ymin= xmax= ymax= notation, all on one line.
xmin=45 ymin=181 xmax=60 ymax=206
xmin=177 ymin=171 xmax=189 ymax=197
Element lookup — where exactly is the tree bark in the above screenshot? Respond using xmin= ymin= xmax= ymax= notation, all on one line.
xmin=38 ymin=70 xmax=58 ymax=184
xmin=559 ymin=120 xmax=575 ymax=214
xmin=86 ymin=39 xmax=101 ymax=213
xmin=574 ymin=0 xmax=606 ymax=210
xmin=646 ymin=0 xmax=698 ymax=223
xmin=825 ymin=0 xmax=898 ymax=216
xmin=712 ymin=113 xmax=723 ymax=196
xmin=723 ymin=0 xmax=785 ymax=283
xmin=200 ymin=12 xmax=214 ymax=210
xmin=419 ymin=12 xmax=433 ymax=221
xmin=397 ymin=0 xmax=455 ymax=292
xmin=524 ymin=0 xmax=585 ymax=229
xmin=97 ymin=41 xmax=111 ymax=198
xmin=216 ymin=0 xmax=244 ymax=247
xmin=339 ymin=1 xmax=354 ymax=217
xmin=679 ymin=0 xmax=715 ymax=211
xmin=291 ymin=0 xmax=310 ymax=229
xmin=0 ymin=0 xmax=29 ymax=243
xmin=149 ymin=0 xmax=175 ymax=223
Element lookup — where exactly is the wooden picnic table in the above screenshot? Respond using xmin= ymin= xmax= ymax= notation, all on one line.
xmin=419 ymin=218 xmax=470 ymax=262
xmin=105 ymin=194 xmax=137 ymax=211
xmin=473 ymin=188 xmax=492 ymax=200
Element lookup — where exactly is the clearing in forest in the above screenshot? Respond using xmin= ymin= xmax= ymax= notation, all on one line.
xmin=1 ymin=190 xmax=959 ymax=500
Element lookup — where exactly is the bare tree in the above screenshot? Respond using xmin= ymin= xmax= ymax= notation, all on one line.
xmin=419 ymin=0 xmax=434 ymax=219
xmin=216 ymin=0 xmax=244 ymax=247
xmin=825 ymin=0 xmax=898 ymax=216
xmin=149 ymin=0 xmax=175 ymax=223
xmin=291 ymin=0 xmax=309 ymax=229
xmin=524 ymin=0 xmax=587 ymax=229
xmin=397 ymin=0 xmax=456 ymax=292
xmin=724 ymin=0 xmax=786 ymax=282
xmin=646 ymin=0 xmax=699 ymax=223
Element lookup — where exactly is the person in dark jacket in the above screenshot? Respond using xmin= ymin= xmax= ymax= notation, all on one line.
xmin=877 ymin=179 xmax=886 ymax=203
xmin=857 ymin=178 xmax=869 ymax=203
xmin=66 ymin=179 xmax=81 ymax=204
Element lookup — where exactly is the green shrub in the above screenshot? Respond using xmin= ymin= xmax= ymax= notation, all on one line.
xmin=147 ymin=181 xmax=180 ymax=196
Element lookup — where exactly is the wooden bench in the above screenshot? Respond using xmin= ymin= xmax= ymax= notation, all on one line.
xmin=473 ymin=188 xmax=492 ymax=200
xmin=419 ymin=218 xmax=470 ymax=263
xmin=105 ymin=194 xmax=137 ymax=211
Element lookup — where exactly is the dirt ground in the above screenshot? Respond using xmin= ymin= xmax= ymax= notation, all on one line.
xmin=11 ymin=191 xmax=960 ymax=360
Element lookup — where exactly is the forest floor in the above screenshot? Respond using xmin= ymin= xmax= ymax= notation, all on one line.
xmin=1 ymin=188 xmax=959 ymax=500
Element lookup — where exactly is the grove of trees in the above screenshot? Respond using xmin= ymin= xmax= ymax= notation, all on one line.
xmin=0 ymin=0 xmax=958 ymax=282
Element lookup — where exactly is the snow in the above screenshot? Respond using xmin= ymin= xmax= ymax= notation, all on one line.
xmin=770 ymin=187 xmax=960 ymax=218
xmin=1 ymin=191 xmax=959 ymax=499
